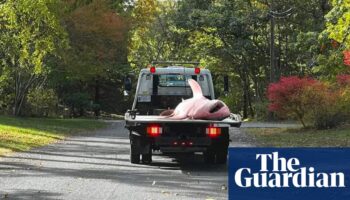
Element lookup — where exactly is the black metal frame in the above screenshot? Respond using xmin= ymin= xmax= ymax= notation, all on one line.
xmin=151 ymin=61 xmax=200 ymax=67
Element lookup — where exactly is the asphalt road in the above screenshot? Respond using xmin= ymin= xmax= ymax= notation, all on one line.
xmin=0 ymin=121 xmax=254 ymax=200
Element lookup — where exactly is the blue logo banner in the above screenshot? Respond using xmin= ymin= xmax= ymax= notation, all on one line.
xmin=228 ymin=148 xmax=350 ymax=200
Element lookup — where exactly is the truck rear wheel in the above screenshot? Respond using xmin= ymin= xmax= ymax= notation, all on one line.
xmin=130 ymin=133 xmax=141 ymax=164
xmin=204 ymin=152 xmax=215 ymax=164
xmin=130 ymin=152 xmax=140 ymax=164
xmin=215 ymin=128 xmax=229 ymax=164
xmin=216 ymin=148 xmax=228 ymax=164
xmin=142 ymin=148 xmax=152 ymax=164
xmin=142 ymin=154 xmax=152 ymax=164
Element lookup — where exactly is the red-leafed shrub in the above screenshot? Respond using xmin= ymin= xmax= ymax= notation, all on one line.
xmin=268 ymin=76 xmax=350 ymax=129
xmin=268 ymin=76 xmax=327 ymax=127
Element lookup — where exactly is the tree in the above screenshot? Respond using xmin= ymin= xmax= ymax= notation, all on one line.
xmin=53 ymin=0 xmax=131 ymax=116
xmin=0 ymin=0 xmax=68 ymax=116
xmin=172 ymin=0 xmax=330 ymax=119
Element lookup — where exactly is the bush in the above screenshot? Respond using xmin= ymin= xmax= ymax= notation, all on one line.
xmin=27 ymin=88 xmax=59 ymax=117
xmin=268 ymin=76 xmax=350 ymax=129
xmin=267 ymin=76 xmax=325 ymax=127
xmin=336 ymin=74 xmax=350 ymax=122
xmin=253 ymin=101 xmax=270 ymax=121
xmin=308 ymin=89 xmax=345 ymax=129
xmin=63 ymin=92 xmax=91 ymax=117
xmin=221 ymin=88 xmax=242 ymax=114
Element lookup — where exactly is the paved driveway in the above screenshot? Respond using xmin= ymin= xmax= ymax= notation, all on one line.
xmin=0 ymin=121 xmax=255 ymax=200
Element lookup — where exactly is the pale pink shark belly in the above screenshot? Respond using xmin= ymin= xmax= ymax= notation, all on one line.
xmin=164 ymin=79 xmax=231 ymax=120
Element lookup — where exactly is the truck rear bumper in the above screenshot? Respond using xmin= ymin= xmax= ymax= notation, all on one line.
xmin=160 ymin=146 xmax=207 ymax=153
xmin=155 ymin=137 xmax=211 ymax=146
xmin=154 ymin=136 xmax=211 ymax=153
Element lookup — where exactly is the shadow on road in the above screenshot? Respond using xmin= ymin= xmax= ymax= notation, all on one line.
xmin=0 ymin=121 xmax=228 ymax=199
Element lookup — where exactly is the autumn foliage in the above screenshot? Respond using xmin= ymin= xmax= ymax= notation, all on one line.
xmin=267 ymin=77 xmax=327 ymax=127
xmin=343 ymin=51 xmax=350 ymax=67
xmin=337 ymin=74 xmax=350 ymax=86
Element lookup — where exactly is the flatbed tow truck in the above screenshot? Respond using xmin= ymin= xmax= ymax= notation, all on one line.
xmin=124 ymin=61 xmax=241 ymax=164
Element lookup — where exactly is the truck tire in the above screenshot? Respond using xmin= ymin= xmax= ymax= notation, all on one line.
xmin=130 ymin=134 xmax=140 ymax=164
xmin=142 ymin=154 xmax=152 ymax=164
xmin=204 ymin=151 xmax=215 ymax=164
xmin=215 ymin=128 xmax=229 ymax=164
xmin=216 ymin=148 xmax=228 ymax=164
xmin=142 ymin=148 xmax=152 ymax=164
xmin=130 ymin=150 xmax=140 ymax=164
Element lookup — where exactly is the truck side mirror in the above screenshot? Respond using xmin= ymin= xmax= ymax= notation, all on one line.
xmin=124 ymin=77 xmax=132 ymax=96
xmin=224 ymin=75 xmax=229 ymax=94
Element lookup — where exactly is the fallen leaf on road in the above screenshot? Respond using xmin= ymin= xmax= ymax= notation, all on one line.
xmin=161 ymin=190 xmax=170 ymax=195
xmin=221 ymin=184 xmax=227 ymax=190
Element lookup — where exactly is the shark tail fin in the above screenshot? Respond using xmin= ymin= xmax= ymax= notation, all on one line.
xmin=188 ymin=79 xmax=203 ymax=98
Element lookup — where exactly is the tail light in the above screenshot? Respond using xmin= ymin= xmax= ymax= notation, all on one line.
xmin=206 ymin=126 xmax=221 ymax=138
xmin=150 ymin=66 xmax=156 ymax=73
xmin=194 ymin=67 xmax=201 ymax=74
xmin=147 ymin=124 xmax=162 ymax=137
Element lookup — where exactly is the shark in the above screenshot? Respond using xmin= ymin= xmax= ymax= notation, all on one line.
xmin=161 ymin=79 xmax=231 ymax=120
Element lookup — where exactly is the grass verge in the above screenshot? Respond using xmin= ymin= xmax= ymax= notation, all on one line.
xmin=244 ymin=125 xmax=350 ymax=147
xmin=0 ymin=116 xmax=106 ymax=155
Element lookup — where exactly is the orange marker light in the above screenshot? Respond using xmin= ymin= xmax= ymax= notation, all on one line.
xmin=146 ymin=124 xmax=162 ymax=137
xmin=206 ymin=126 xmax=221 ymax=138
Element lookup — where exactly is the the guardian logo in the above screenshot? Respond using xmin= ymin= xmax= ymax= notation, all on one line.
xmin=234 ymin=152 xmax=345 ymax=188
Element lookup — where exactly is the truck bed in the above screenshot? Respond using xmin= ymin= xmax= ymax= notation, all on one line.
xmin=125 ymin=114 xmax=242 ymax=127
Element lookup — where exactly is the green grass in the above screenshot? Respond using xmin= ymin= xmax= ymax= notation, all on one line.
xmin=244 ymin=126 xmax=350 ymax=147
xmin=0 ymin=116 xmax=106 ymax=155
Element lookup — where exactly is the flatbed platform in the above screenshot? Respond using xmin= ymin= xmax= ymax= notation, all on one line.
xmin=125 ymin=114 xmax=242 ymax=127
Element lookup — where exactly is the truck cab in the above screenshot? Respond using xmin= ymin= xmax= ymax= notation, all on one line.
xmin=124 ymin=62 xmax=241 ymax=164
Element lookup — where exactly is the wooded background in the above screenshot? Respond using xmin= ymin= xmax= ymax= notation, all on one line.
xmin=0 ymin=0 xmax=349 ymax=121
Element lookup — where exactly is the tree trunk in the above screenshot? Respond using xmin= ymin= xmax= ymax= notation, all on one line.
xmin=13 ymin=73 xmax=37 ymax=116
xmin=94 ymin=78 xmax=100 ymax=117
xmin=241 ymin=67 xmax=249 ymax=119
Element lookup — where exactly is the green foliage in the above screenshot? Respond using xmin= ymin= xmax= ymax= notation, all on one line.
xmin=27 ymin=88 xmax=58 ymax=117
xmin=252 ymin=101 xmax=270 ymax=121
xmin=315 ymin=48 xmax=346 ymax=78
xmin=62 ymin=0 xmax=130 ymax=81
xmin=63 ymin=92 xmax=91 ymax=117
xmin=220 ymin=89 xmax=242 ymax=114
xmin=305 ymin=87 xmax=345 ymax=129
xmin=317 ymin=0 xmax=350 ymax=78
xmin=0 ymin=0 xmax=347 ymax=122
xmin=0 ymin=0 xmax=68 ymax=73
xmin=0 ymin=0 xmax=68 ymax=115
xmin=324 ymin=0 xmax=350 ymax=47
